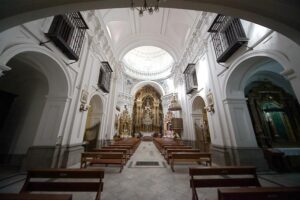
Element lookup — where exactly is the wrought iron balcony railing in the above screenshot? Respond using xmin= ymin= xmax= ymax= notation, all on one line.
xmin=46 ymin=12 xmax=88 ymax=61
xmin=208 ymin=15 xmax=248 ymax=63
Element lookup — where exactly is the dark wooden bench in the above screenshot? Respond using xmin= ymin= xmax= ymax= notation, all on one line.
xmin=189 ymin=166 xmax=260 ymax=200
xmin=153 ymin=138 xmax=183 ymax=153
xmin=93 ymin=148 xmax=130 ymax=162
xmin=165 ymin=149 xmax=201 ymax=163
xmin=102 ymin=146 xmax=133 ymax=155
xmin=162 ymin=146 xmax=192 ymax=156
xmin=218 ymin=187 xmax=300 ymax=200
xmin=20 ymin=168 xmax=104 ymax=200
xmin=0 ymin=193 xmax=72 ymax=200
xmin=81 ymin=152 xmax=125 ymax=172
xmin=170 ymin=152 xmax=212 ymax=172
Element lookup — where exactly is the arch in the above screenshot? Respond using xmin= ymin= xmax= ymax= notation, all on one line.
xmin=0 ymin=1 xmax=300 ymax=46
xmin=224 ymin=50 xmax=293 ymax=99
xmin=130 ymin=81 xmax=165 ymax=96
xmin=192 ymin=95 xmax=206 ymax=114
xmin=83 ymin=94 xmax=103 ymax=151
xmin=0 ymin=45 xmax=72 ymax=168
xmin=0 ymin=43 xmax=72 ymax=98
xmin=191 ymin=95 xmax=210 ymax=151
xmin=223 ymin=52 xmax=300 ymax=148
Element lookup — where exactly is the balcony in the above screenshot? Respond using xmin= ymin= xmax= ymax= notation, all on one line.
xmin=208 ymin=15 xmax=248 ymax=63
xmin=46 ymin=12 xmax=88 ymax=61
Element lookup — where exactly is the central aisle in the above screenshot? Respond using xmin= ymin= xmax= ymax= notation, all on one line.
xmin=101 ymin=141 xmax=192 ymax=200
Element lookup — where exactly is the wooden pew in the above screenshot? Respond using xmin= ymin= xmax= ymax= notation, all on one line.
xmin=0 ymin=193 xmax=72 ymax=200
xmin=170 ymin=152 xmax=212 ymax=172
xmin=81 ymin=152 xmax=125 ymax=172
xmin=153 ymin=138 xmax=183 ymax=153
xmin=20 ymin=168 xmax=104 ymax=200
xmin=102 ymin=146 xmax=133 ymax=155
xmin=112 ymin=138 xmax=141 ymax=151
xmin=165 ymin=149 xmax=201 ymax=163
xmin=218 ymin=187 xmax=300 ymax=200
xmin=162 ymin=145 xmax=192 ymax=156
xmin=189 ymin=166 xmax=260 ymax=200
xmin=93 ymin=148 xmax=129 ymax=162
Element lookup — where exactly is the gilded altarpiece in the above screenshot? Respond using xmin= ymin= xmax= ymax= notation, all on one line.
xmin=118 ymin=105 xmax=132 ymax=137
xmin=132 ymin=85 xmax=163 ymax=133
xmin=246 ymin=81 xmax=300 ymax=147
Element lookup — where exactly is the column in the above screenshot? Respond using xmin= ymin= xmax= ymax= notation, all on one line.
xmin=223 ymin=98 xmax=258 ymax=147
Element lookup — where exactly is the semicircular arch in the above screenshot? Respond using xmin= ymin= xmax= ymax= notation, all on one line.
xmin=0 ymin=43 xmax=72 ymax=98
xmin=224 ymin=50 xmax=293 ymax=99
xmin=131 ymin=81 xmax=165 ymax=96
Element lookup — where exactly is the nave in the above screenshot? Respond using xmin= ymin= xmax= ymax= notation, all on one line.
xmin=1 ymin=140 xmax=300 ymax=200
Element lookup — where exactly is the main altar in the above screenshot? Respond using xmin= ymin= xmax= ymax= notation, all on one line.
xmin=132 ymin=85 xmax=163 ymax=133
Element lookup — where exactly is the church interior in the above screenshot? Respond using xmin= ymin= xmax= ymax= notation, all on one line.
xmin=0 ymin=0 xmax=300 ymax=199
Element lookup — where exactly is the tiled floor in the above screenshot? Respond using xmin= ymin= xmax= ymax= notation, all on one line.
xmin=1 ymin=141 xmax=300 ymax=200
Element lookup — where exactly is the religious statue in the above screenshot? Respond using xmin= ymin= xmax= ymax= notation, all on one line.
xmin=118 ymin=105 xmax=132 ymax=137
xmin=143 ymin=99 xmax=153 ymax=131
xmin=163 ymin=110 xmax=174 ymax=137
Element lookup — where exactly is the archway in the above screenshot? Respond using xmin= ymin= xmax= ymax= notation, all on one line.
xmin=192 ymin=96 xmax=210 ymax=152
xmin=132 ymin=85 xmax=163 ymax=134
xmin=0 ymin=49 xmax=70 ymax=168
xmin=225 ymin=55 xmax=300 ymax=148
xmin=0 ymin=1 xmax=300 ymax=46
xmin=83 ymin=95 xmax=103 ymax=152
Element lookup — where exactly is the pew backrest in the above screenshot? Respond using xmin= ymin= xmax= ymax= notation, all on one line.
xmin=20 ymin=168 xmax=104 ymax=200
xmin=0 ymin=193 xmax=73 ymax=200
xmin=189 ymin=166 xmax=260 ymax=200
xmin=218 ymin=187 xmax=300 ymax=200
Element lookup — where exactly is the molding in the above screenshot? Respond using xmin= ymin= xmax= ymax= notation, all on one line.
xmin=0 ymin=64 xmax=11 ymax=76
xmin=280 ymin=68 xmax=297 ymax=80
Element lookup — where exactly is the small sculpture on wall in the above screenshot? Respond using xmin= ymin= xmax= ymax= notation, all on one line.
xmin=79 ymin=89 xmax=90 ymax=112
xmin=205 ymin=91 xmax=215 ymax=113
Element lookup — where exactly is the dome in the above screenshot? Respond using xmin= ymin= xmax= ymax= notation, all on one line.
xmin=122 ymin=46 xmax=174 ymax=80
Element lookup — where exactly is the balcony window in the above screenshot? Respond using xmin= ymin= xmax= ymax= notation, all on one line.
xmin=46 ymin=12 xmax=88 ymax=60
xmin=183 ymin=64 xmax=198 ymax=94
xmin=98 ymin=62 xmax=113 ymax=93
xmin=208 ymin=15 xmax=248 ymax=63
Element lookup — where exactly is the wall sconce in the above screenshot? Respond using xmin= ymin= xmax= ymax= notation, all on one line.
xmin=204 ymin=105 xmax=215 ymax=113
xmin=79 ymin=103 xmax=90 ymax=112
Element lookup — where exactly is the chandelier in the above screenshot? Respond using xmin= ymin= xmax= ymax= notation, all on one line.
xmin=130 ymin=0 xmax=161 ymax=16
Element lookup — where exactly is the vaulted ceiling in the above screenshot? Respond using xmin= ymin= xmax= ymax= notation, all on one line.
xmin=95 ymin=8 xmax=202 ymax=80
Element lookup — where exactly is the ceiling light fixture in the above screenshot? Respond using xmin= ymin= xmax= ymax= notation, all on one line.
xmin=130 ymin=0 xmax=161 ymax=16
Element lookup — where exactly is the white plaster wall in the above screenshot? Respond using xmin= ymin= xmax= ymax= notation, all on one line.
xmin=0 ymin=12 xmax=118 ymax=151
xmin=204 ymin=20 xmax=300 ymax=148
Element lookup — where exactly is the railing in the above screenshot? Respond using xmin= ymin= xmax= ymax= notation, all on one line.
xmin=208 ymin=15 xmax=248 ymax=62
xmin=46 ymin=12 xmax=88 ymax=61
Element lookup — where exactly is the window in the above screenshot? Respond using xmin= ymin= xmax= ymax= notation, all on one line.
xmin=98 ymin=62 xmax=113 ymax=93
xmin=183 ymin=64 xmax=198 ymax=94
xmin=46 ymin=12 xmax=88 ymax=60
xmin=208 ymin=15 xmax=248 ymax=63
